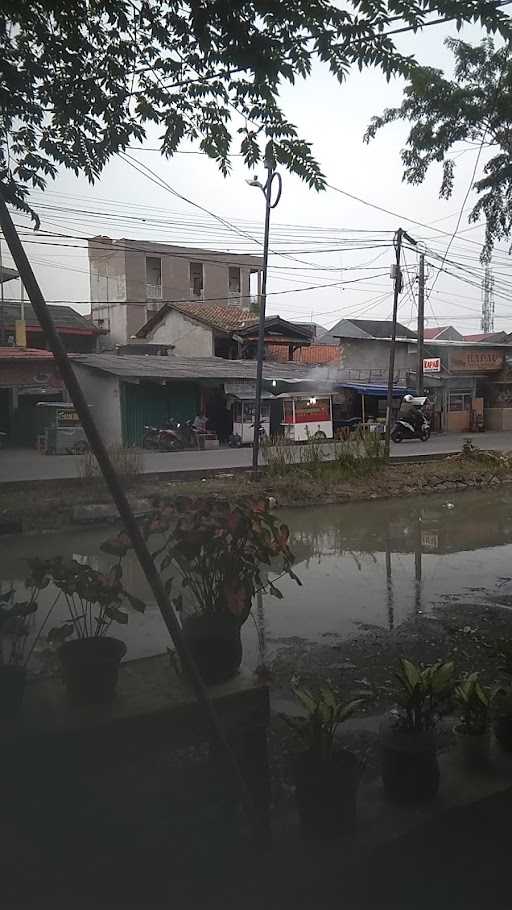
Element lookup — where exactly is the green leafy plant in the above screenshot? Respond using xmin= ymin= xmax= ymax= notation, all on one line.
xmin=365 ymin=37 xmax=512 ymax=261
xmin=283 ymin=679 xmax=363 ymax=762
xmin=393 ymin=658 xmax=455 ymax=733
xmin=25 ymin=555 xmax=145 ymax=645
xmin=4 ymin=4 xmax=510 ymax=223
xmin=454 ymin=672 xmax=491 ymax=735
xmin=0 ymin=589 xmax=38 ymax=667
xmin=145 ymin=497 xmax=301 ymax=624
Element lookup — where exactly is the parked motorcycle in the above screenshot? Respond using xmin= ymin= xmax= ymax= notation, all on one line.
xmin=142 ymin=425 xmax=162 ymax=450
xmin=157 ymin=419 xmax=186 ymax=452
xmin=391 ymin=416 xmax=431 ymax=443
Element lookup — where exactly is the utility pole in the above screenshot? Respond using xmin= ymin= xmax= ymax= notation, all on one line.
xmin=249 ymin=140 xmax=282 ymax=470
xmin=384 ymin=228 xmax=416 ymax=458
xmin=416 ymin=250 xmax=425 ymax=396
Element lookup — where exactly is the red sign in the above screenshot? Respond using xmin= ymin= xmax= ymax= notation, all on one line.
xmin=294 ymin=398 xmax=331 ymax=424
xmin=424 ymin=357 xmax=441 ymax=373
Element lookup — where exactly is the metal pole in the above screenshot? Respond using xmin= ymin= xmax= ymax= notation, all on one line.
xmin=384 ymin=229 xmax=403 ymax=459
xmin=0 ymin=237 xmax=5 ymax=345
xmin=252 ymin=141 xmax=281 ymax=470
xmin=0 ymin=191 xmax=258 ymax=833
xmin=416 ymin=251 xmax=425 ymax=396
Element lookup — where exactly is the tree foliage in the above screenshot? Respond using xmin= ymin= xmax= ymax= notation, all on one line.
xmin=365 ymin=36 xmax=512 ymax=260
xmin=1 ymin=2 xmax=511 ymax=224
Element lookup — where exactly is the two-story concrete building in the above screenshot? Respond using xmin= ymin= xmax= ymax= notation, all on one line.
xmin=87 ymin=237 xmax=263 ymax=345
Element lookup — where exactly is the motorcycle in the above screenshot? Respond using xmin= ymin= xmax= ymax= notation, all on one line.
xmin=391 ymin=415 xmax=431 ymax=443
xmin=157 ymin=419 xmax=186 ymax=452
xmin=142 ymin=421 xmax=185 ymax=452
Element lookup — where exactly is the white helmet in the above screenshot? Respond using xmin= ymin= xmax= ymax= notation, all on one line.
xmin=403 ymin=394 xmax=414 ymax=403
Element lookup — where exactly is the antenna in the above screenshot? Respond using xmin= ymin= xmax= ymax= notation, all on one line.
xmin=481 ymin=265 xmax=495 ymax=333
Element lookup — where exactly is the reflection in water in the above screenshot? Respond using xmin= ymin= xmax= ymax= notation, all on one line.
xmin=2 ymin=488 xmax=512 ymax=670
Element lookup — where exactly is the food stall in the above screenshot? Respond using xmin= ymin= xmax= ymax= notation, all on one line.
xmin=281 ymin=394 xmax=333 ymax=441
xmin=36 ymin=402 xmax=89 ymax=455
xmin=225 ymin=382 xmax=272 ymax=444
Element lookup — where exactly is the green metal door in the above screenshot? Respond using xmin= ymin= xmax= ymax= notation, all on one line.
xmin=122 ymin=381 xmax=199 ymax=447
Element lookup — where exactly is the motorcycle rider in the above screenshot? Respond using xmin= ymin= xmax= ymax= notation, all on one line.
xmin=400 ymin=394 xmax=423 ymax=434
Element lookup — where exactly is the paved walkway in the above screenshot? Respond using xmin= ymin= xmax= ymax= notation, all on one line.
xmin=1 ymin=431 xmax=512 ymax=484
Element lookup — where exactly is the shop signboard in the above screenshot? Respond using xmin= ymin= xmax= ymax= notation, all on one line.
xmin=294 ymin=398 xmax=331 ymax=424
xmin=423 ymin=357 xmax=441 ymax=373
xmin=448 ymin=349 xmax=503 ymax=372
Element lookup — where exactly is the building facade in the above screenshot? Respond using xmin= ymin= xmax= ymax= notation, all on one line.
xmin=0 ymin=349 xmax=65 ymax=446
xmin=87 ymin=237 xmax=263 ymax=345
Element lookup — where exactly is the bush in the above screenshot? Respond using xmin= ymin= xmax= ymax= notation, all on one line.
xmin=77 ymin=444 xmax=142 ymax=482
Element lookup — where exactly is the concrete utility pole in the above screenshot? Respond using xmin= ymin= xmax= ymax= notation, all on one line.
xmin=249 ymin=140 xmax=282 ymax=470
xmin=384 ymin=228 xmax=416 ymax=459
xmin=416 ymin=250 xmax=426 ymax=396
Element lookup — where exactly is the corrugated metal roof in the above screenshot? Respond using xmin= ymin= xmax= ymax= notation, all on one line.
xmin=1 ymin=301 xmax=100 ymax=334
xmin=72 ymin=353 xmax=309 ymax=382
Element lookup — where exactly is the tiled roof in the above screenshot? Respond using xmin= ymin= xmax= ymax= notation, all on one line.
xmin=0 ymin=347 xmax=55 ymax=360
xmin=463 ymin=332 xmax=508 ymax=342
xmin=266 ymin=343 xmax=340 ymax=364
xmin=2 ymin=301 xmax=100 ymax=334
xmin=424 ymin=326 xmax=450 ymax=340
xmin=137 ymin=301 xmax=258 ymax=337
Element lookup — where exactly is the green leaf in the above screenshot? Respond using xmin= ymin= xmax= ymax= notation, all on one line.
xmin=105 ymin=606 xmax=129 ymax=624
xmin=400 ymin=658 xmax=421 ymax=691
xmin=292 ymin=686 xmax=316 ymax=715
xmin=48 ymin=623 xmax=74 ymax=644
xmin=125 ymin=593 xmax=146 ymax=613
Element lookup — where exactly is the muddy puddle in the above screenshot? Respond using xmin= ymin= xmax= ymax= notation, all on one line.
xmin=2 ymin=488 xmax=512 ymax=672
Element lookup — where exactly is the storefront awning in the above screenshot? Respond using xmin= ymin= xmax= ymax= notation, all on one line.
xmin=335 ymin=382 xmax=414 ymax=398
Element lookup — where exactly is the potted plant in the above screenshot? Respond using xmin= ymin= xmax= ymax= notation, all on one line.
xmin=0 ymin=559 xmax=55 ymax=717
xmin=453 ymin=672 xmax=492 ymax=767
xmin=381 ymin=658 xmax=454 ymax=803
xmin=0 ymin=589 xmax=37 ymax=718
xmin=147 ymin=497 xmax=301 ymax=685
xmin=36 ymin=549 xmax=145 ymax=706
xmin=283 ymin=679 xmax=363 ymax=839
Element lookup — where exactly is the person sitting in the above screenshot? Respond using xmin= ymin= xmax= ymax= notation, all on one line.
xmin=400 ymin=395 xmax=422 ymax=432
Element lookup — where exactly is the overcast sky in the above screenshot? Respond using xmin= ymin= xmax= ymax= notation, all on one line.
xmin=4 ymin=18 xmax=509 ymax=336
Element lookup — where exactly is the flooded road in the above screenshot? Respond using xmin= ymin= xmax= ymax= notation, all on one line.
xmin=2 ymin=488 xmax=512 ymax=672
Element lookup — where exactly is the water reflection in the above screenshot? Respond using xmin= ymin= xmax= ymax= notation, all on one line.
xmin=2 ymin=488 xmax=512 ymax=670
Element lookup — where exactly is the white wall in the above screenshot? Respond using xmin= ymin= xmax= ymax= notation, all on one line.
xmin=147 ymin=309 xmax=214 ymax=356
xmin=73 ymin=365 xmax=122 ymax=446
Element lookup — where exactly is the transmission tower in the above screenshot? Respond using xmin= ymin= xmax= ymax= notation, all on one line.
xmin=481 ymin=265 xmax=495 ymax=333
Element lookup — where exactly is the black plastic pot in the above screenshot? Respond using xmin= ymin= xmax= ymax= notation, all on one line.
xmin=380 ymin=722 xmax=439 ymax=804
xmin=58 ymin=637 xmax=126 ymax=706
xmin=182 ymin=614 xmax=242 ymax=685
xmin=494 ymin=715 xmax=512 ymax=752
xmin=292 ymin=748 xmax=360 ymax=839
xmin=0 ymin=665 xmax=26 ymax=719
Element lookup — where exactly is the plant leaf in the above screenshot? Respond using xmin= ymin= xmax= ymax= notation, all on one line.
xmin=105 ymin=606 xmax=129 ymax=624
xmin=125 ymin=593 xmax=146 ymax=613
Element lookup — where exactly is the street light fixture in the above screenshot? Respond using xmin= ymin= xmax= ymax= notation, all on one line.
xmin=247 ymin=140 xmax=282 ymax=470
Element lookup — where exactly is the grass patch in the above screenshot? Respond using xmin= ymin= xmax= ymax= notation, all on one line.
xmin=2 ymin=445 xmax=512 ymax=533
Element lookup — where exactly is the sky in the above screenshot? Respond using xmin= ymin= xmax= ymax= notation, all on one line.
xmin=4 ymin=16 xmax=510 ymax=336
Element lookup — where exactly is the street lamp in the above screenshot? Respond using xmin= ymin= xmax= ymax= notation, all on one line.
xmin=247 ymin=140 xmax=282 ymax=470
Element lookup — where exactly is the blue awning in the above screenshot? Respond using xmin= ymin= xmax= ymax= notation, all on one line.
xmin=335 ymin=382 xmax=414 ymax=398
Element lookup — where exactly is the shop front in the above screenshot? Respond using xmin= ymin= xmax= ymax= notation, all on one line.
xmin=443 ymin=348 xmax=504 ymax=433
